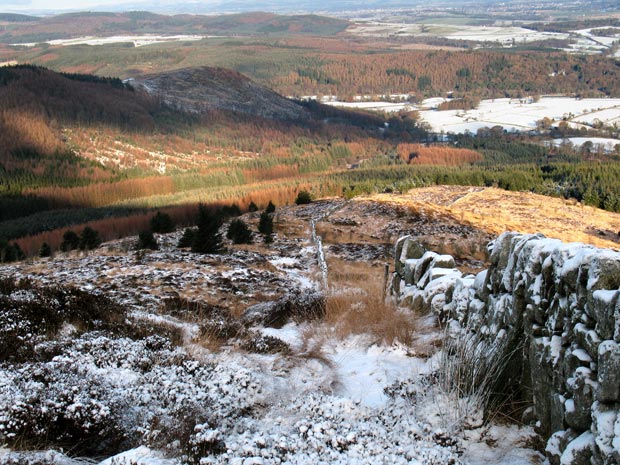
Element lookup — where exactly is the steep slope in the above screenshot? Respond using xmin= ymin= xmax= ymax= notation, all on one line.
xmin=129 ymin=66 xmax=310 ymax=120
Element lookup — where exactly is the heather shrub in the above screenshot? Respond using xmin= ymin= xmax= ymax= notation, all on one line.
xmin=0 ymin=362 xmax=133 ymax=455
xmin=0 ymin=279 xmax=127 ymax=362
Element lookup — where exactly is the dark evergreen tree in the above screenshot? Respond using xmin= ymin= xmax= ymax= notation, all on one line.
xmin=192 ymin=205 xmax=224 ymax=254
xmin=178 ymin=228 xmax=197 ymax=248
xmin=60 ymin=230 xmax=80 ymax=252
xmin=219 ymin=203 xmax=242 ymax=218
xmin=248 ymin=201 xmax=259 ymax=212
xmin=227 ymin=218 xmax=253 ymax=244
xmin=79 ymin=227 xmax=102 ymax=250
xmin=39 ymin=242 xmax=52 ymax=257
xmin=295 ymin=190 xmax=312 ymax=205
xmin=265 ymin=200 xmax=276 ymax=214
xmin=137 ymin=230 xmax=158 ymax=250
xmin=258 ymin=211 xmax=274 ymax=243
xmin=258 ymin=211 xmax=273 ymax=235
xmin=2 ymin=243 xmax=25 ymax=262
xmin=150 ymin=211 xmax=175 ymax=233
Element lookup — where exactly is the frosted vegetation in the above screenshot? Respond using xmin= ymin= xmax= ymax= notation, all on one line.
xmin=0 ymin=209 xmax=542 ymax=465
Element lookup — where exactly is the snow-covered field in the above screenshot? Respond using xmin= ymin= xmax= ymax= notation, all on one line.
xmin=444 ymin=25 xmax=568 ymax=46
xmin=348 ymin=20 xmax=618 ymax=55
xmin=323 ymin=100 xmax=416 ymax=113
xmin=418 ymin=97 xmax=620 ymax=134
xmin=12 ymin=35 xmax=209 ymax=47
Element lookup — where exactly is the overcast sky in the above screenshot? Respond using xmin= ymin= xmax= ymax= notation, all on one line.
xmin=1 ymin=0 xmax=174 ymax=13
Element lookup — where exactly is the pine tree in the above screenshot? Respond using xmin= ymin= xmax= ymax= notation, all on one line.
xmin=192 ymin=205 xmax=224 ymax=254
xmin=258 ymin=211 xmax=274 ymax=243
xmin=60 ymin=230 xmax=80 ymax=252
xmin=295 ymin=190 xmax=312 ymax=205
xmin=39 ymin=242 xmax=52 ymax=257
xmin=227 ymin=218 xmax=253 ymax=244
xmin=265 ymin=200 xmax=276 ymax=214
xmin=137 ymin=230 xmax=158 ymax=250
xmin=248 ymin=201 xmax=259 ymax=212
xmin=150 ymin=211 xmax=175 ymax=233
xmin=178 ymin=228 xmax=197 ymax=248
xmin=79 ymin=227 xmax=101 ymax=250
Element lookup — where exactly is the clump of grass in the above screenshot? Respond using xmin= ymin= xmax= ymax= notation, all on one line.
xmin=325 ymin=290 xmax=417 ymax=346
xmin=433 ymin=323 xmax=525 ymax=432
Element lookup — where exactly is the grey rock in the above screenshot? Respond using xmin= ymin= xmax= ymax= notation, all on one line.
xmin=560 ymin=431 xmax=594 ymax=465
xmin=414 ymin=251 xmax=439 ymax=288
xmin=565 ymin=367 xmax=596 ymax=431
xmin=591 ymin=290 xmax=619 ymax=340
xmin=597 ymin=340 xmax=620 ymax=403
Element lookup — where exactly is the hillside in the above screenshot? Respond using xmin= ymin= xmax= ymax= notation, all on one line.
xmin=129 ymin=66 xmax=309 ymax=120
xmin=0 ymin=11 xmax=349 ymax=44
xmin=367 ymin=185 xmax=620 ymax=250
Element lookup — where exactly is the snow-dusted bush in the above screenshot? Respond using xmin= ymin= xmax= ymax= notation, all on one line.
xmin=0 ymin=361 xmax=133 ymax=455
xmin=0 ymin=279 xmax=127 ymax=362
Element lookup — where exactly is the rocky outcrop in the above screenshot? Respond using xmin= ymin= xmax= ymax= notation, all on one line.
xmin=393 ymin=233 xmax=620 ymax=465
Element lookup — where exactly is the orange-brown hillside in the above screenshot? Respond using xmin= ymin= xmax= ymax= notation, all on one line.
xmin=366 ymin=186 xmax=620 ymax=250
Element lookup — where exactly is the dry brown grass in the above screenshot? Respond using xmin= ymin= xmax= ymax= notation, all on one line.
xmin=324 ymin=258 xmax=419 ymax=346
xmin=367 ymin=186 xmax=620 ymax=250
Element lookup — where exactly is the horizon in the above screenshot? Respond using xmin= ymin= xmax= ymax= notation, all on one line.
xmin=1 ymin=0 xmax=455 ymax=16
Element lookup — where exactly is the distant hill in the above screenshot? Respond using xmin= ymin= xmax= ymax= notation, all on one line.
xmin=0 ymin=11 xmax=349 ymax=44
xmin=129 ymin=66 xmax=309 ymax=120
xmin=0 ymin=13 xmax=40 ymax=22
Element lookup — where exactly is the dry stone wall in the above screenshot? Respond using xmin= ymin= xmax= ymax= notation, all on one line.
xmin=393 ymin=232 xmax=620 ymax=465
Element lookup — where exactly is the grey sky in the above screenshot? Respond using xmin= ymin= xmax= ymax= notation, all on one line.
xmin=1 ymin=0 xmax=168 ymax=13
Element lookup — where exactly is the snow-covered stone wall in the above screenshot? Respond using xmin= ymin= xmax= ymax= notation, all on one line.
xmin=393 ymin=232 xmax=620 ymax=465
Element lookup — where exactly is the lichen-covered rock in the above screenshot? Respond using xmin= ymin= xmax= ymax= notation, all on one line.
xmin=591 ymin=290 xmax=619 ymax=340
xmin=591 ymin=401 xmax=620 ymax=465
xmin=560 ymin=431 xmax=594 ymax=465
xmin=394 ymin=236 xmax=425 ymax=276
xmin=565 ymin=367 xmax=597 ymax=431
xmin=597 ymin=341 xmax=620 ymax=403
xmin=413 ymin=251 xmax=439 ymax=288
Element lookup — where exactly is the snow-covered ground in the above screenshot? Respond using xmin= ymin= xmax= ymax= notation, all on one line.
xmin=323 ymin=100 xmax=416 ymax=113
xmin=0 ymin=205 xmax=543 ymax=465
xmin=12 ymin=34 xmax=210 ymax=47
xmin=550 ymin=137 xmax=620 ymax=152
xmin=347 ymin=20 xmax=618 ymax=55
xmin=418 ymin=97 xmax=620 ymax=134
xmin=445 ymin=25 xmax=568 ymax=46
